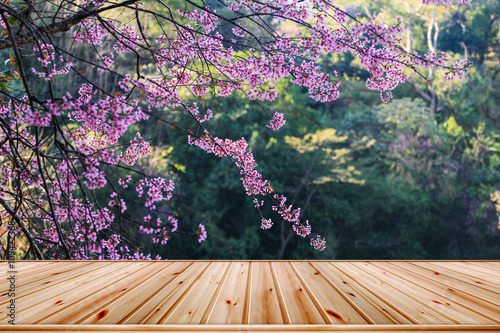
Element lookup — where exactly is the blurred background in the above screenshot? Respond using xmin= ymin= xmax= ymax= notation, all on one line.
xmin=5 ymin=0 xmax=499 ymax=260
xmin=149 ymin=0 xmax=500 ymax=259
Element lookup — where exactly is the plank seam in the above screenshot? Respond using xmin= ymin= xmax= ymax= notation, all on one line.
xmin=345 ymin=262 xmax=463 ymax=325
xmin=242 ymin=261 xmax=252 ymax=324
xmin=290 ymin=262 xmax=332 ymax=324
xmin=269 ymin=262 xmax=291 ymax=324
xmin=75 ymin=262 xmax=174 ymax=324
xmin=158 ymin=262 xmax=214 ymax=324
xmin=117 ymin=262 xmax=194 ymax=324
xmin=384 ymin=262 xmax=500 ymax=307
xmin=199 ymin=262 xmax=233 ymax=324
xmin=34 ymin=262 xmax=155 ymax=324
xmin=368 ymin=262 xmax=500 ymax=324
xmin=308 ymin=262 xmax=375 ymax=325
xmin=410 ymin=262 xmax=500 ymax=296
xmin=330 ymin=262 xmax=419 ymax=324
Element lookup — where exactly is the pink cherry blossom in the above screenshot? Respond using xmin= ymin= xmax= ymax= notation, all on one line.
xmin=0 ymin=0 xmax=473 ymax=260
xmin=267 ymin=112 xmax=286 ymax=131
xmin=198 ymin=224 xmax=208 ymax=243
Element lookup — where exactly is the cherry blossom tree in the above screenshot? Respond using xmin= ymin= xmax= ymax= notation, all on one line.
xmin=0 ymin=0 xmax=472 ymax=259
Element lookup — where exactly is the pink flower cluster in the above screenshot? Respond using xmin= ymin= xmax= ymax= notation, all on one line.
xmin=97 ymin=53 xmax=114 ymax=72
xmin=261 ymin=218 xmax=273 ymax=229
xmin=83 ymin=157 xmax=107 ymax=190
xmin=198 ymin=224 xmax=208 ymax=243
xmin=0 ymin=84 xmax=177 ymax=259
xmin=122 ymin=133 xmax=151 ymax=166
xmin=178 ymin=7 xmax=218 ymax=34
xmin=31 ymin=44 xmax=72 ymax=81
xmin=113 ymin=24 xmax=142 ymax=53
xmin=310 ymin=235 xmax=326 ymax=251
xmin=270 ymin=194 xmax=321 ymax=247
xmin=74 ymin=19 xmax=108 ymax=45
xmin=0 ymin=0 xmax=474 ymax=259
xmin=267 ymin=112 xmax=286 ymax=131
xmin=0 ymin=13 xmax=8 ymax=28
xmin=140 ymin=215 xmax=178 ymax=245
xmin=135 ymin=177 xmax=175 ymax=209
xmin=188 ymin=134 xmax=270 ymax=196
xmin=187 ymin=103 xmax=214 ymax=123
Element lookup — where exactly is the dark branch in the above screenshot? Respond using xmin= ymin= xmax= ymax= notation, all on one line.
xmin=0 ymin=0 xmax=139 ymax=51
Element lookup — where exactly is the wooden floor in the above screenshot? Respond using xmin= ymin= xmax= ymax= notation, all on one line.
xmin=0 ymin=261 xmax=499 ymax=332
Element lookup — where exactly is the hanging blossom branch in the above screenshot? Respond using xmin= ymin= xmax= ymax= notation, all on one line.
xmin=0 ymin=0 xmax=472 ymax=259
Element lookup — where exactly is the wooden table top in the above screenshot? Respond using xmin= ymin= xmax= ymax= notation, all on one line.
xmin=0 ymin=261 xmax=499 ymax=332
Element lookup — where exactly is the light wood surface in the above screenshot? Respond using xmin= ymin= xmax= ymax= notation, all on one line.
xmin=0 ymin=261 xmax=498 ymax=332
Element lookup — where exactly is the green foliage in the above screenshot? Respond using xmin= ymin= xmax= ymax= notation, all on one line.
xmin=134 ymin=0 xmax=500 ymax=259
xmin=23 ymin=0 xmax=498 ymax=259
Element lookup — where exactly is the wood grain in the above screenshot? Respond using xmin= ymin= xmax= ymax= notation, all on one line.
xmin=0 ymin=260 xmax=498 ymax=332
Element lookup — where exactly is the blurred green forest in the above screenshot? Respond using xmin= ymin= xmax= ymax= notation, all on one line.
xmin=6 ymin=0 xmax=499 ymax=259
xmin=124 ymin=0 xmax=500 ymax=259
xmin=157 ymin=0 xmax=500 ymax=259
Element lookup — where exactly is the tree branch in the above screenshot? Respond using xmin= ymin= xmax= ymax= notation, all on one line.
xmin=0 ymin=0 xmax=139 ymax=51
xmin=0 ymin=197 xmax=44 ymax=259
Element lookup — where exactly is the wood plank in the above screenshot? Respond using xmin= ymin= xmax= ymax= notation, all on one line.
xmin=17 ymin=262 xmax=142 ymax=324
xmin=292 ymin=262 xmax=368 ymax=324
xmin=314 ymin=262 xmax=411 ymax=324
xmin=123 ymin=262 xmax=211 ymax=324
xmin=2 ymin=261 xmax=56 ymax=276
xmin=40 ymin=262 xmax=180 ymax=324
xmin=388 ymin=262 xmax=500 ymax=306
xmin=1 ymin=260 xmax=499 ymax=330
xmin=348 ymin=262 xmax=495 ymax=324
xmin=163 ymin=262 xmax=231 ymax=324
xmin=1 ymin=261 xmax=67 ymax=301
xmin=12 ymin=262 xmax=119 ymax=300
xmin=0 ymin=262 xmax=96 ymax=316
xmin=430 ymin=262 xmax=500 ymax=285
xmin=17 ymin=262 xmax=92 ymax=284
xmin=206 ymin=262 xmax=250 ymax=324
xmin=335 ymin=262 xmax=455 ymax=324
xmin=413 ymin=262 xmax=500 ymax=295
xmin=449 ymin=262 xmax=500 ymax=278
xmin=79 ymin=262 xmax=190 ymax=324
xmin=269 ymin=261 xmax=291 ymax=324
xmin=37 ymin=262 xmax=164 ymax=324
xmin=271 ymin=262 xmax=325 ymax=324
xmin=372 ymin=262 xmax=500 ymax=323
xmin=5 ymin=261 xmax=58 ymax=272
xmin=3 ymin=324 xmax=500 ymax=332
xmin=248 ymin=262 xmax=283 ymax=324
xmin=289 ymin=263 xmax=333 ymax=325
xmin=0 ymin=262 xmax=87 ymax=294
xmin=0 ymin=262 xmax=132 ymax=324
xmin=5 ymin=261 xmax=41 ymax=270
xmin=468 ymin=262 xmax=500 ymax=273
xmin=4 ymin=262 xmax=102 ymax=300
